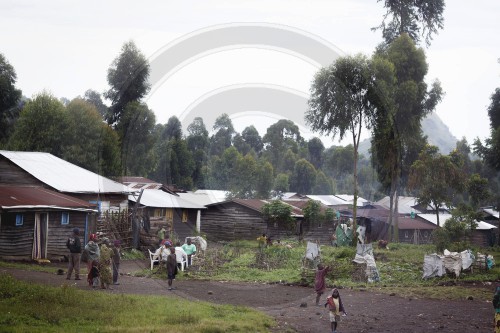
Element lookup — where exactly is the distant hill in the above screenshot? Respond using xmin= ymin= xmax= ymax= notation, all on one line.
xmin=359 ymin=112 xmax=458 ymax=157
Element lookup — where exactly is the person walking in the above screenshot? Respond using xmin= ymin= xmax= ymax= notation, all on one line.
xmin=111 ymin=240 xmax=121 ymax=285
xmin=98 ymin=238 xmax=113 ymax=289
xmin=66 ymin=227 xmax=82 ymax=280
xmin=84 ymin=233 xmax=100 ymax=274
xmin=315 ymin=264 xmax=330 ymax=306
xmin=166 ymin=247 xmax=177 ymax=290
xmin=324 ymin=288 xmax=347 ymax=333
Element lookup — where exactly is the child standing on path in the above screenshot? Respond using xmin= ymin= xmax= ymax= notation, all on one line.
xmin=324 ymin=288 xmax=347 ymax=333
xmin=314 ymin=264 xmax=330 ymax=306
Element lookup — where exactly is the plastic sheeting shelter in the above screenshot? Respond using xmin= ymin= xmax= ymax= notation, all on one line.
xmin=423 ymin=249 xmax=476 ymax=279
xmin=335 ymin=224 xmax=353 ymax=246
xmin=353 ymin=243 xmax=380 ymax=282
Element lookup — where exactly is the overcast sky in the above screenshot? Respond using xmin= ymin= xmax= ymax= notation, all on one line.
xmin=1 ymin=0 xmax=499 ymax=146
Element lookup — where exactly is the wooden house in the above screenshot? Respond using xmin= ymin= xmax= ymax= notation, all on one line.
xmin=0 ymin=151 xmax=129 ymax=244
xmin=125 ymin=184 xmax=205 ymax=247
xmin=0 ymin=186 xmax=96 ymax=261
xmin=418 ymin=213 xmax=497 ymax=247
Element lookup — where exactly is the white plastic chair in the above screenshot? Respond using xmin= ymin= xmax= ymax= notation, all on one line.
xmin=176 ymin=255 xmax=188 ymax=271
xmin=148 ymin=249 xmax=159 ymax=270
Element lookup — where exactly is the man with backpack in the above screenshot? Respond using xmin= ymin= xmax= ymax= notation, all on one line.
xmin=66 ymin=227 xmax=82 ymax=280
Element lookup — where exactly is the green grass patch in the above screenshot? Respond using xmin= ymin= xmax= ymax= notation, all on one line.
xmin=0 ymin=274 xmax=274 ymax=333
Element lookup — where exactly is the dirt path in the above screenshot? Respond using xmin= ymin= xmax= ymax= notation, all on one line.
xmin=1 ymin=260 xmax=495 ymax=333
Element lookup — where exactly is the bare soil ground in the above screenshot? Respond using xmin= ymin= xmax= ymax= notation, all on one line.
xmin=1 ymin=260 xmax=495 ymax=333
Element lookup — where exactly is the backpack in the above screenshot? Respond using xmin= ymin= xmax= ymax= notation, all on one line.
xmin=67 ymin=236 xmax=81 ymax=253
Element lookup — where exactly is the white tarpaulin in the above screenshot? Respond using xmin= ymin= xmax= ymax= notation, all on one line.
xmin=305 ymin=241 xmax=320 ymax=260
xmin=422 ymin=254 xmax=445 ymax=279
xmin=353 ymin=243 xmax=380 ymax=282
xmin=443 ymin=249 xmax=462 ymax=277
xmin=460 ymin=250 xmax=475 ymax=270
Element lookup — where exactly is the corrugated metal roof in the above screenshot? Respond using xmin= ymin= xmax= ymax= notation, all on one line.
xmin=483 ymin=208 xmax=499 ymax=219
xmin=206 ymin=199 xmax=304 ymax=217
xmin=305 ymin=195 xmax=346 ymax=206
xmin=193 ymin=189 xmax=229 ymax=203
xmin=418 ymin=213 xmax=497 ymax=230
xmin=128 ymin=189 xmax=205 ymax=209
xmin=0 ymin=186 xmax=96 ymax=212
xmin=0 ymin=151 xmax=127 ymax=194
xmin=177 ymin=192 xmax=218 ymax=207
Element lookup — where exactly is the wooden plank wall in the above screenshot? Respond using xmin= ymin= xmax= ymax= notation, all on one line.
xmin=0 ymin=212 xmax=34 ymax=259
xmin=0 ymin=211 xmax=89 ymax=261
xmin=201 ymin=203 xmax=266 ymax=241
xmin=0 ymin=158 xmax=46 ymax=186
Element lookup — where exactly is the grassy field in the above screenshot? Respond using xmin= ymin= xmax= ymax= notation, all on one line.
xmin=0 ymin=274 xmax=273 ymax=333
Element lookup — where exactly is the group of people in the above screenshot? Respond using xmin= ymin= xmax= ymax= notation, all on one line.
xmin=65 ymin=228 xmax=121 ymax=289
xmin=155 ymin=231 xmax=197 ymax=290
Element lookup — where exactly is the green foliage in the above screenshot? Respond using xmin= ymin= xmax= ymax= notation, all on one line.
xmin=105 ymin=40 xmax=150 ymax=125
xmin=0 ymin=53 xmax=22 ymax=143
xmin=8 ymin=91 xmax=68 ymax=156
xmin=261 ymin=200 xmax=294 ymax=225
xmin=121 ymin=249 xmax=146 ymax=260
xmin=373 ymin=0 xmax=445 ymax=46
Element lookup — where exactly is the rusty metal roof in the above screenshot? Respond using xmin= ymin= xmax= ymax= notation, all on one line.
xmin=0 ymin=186 xmax=97 ymax=211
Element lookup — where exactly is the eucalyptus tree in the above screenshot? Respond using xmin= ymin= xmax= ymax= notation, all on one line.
xmin=373 ymin=0 xmax=445 ymax=46
xmin=210 ymin=113 xmax=235 ymax=156
xmin=262 ymin=119 xmax=302 ymax=173
xmin=116 ymin=101 xmax=156 ymax=176
xmin=290 ymin=158 xmax=317 ymax=194
xmin=474 ymin=88 xmax=500 ymax=170
xmin=255 ymin=160 xmax=274 ymax=199
xmin=306 ymin=54 xmax=377 ymax=234
xmin=0 ymin=53 xmax=22 ymax=143
xmin=371 ymin=34 xmax=442 ymax=241
xmin=307 ymin=137 xmax=324 ymax=170
xmin=273 ymin=173 xmax=290 ymax=199
xmin=242 ymin=125 xmax=263 ymax=154
xmin=105 ymin=40 xmax=150 ymax=126
xmin=83 ymin=89 xmax=108 ymax=120
xmin=187 ymin=117 xmax=209 ymax=188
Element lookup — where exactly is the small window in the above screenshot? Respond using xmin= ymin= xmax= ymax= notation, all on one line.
xmin=182 ymin=210 xmax=188 ymax=223
xmin=61 ymin=212 xmax=69 ymax=225
xmin=15 ymin=214 xmax=24 ymax=226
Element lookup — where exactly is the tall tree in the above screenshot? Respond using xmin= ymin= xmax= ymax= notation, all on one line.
xmin=262 ymin=119 xmax=302 ymax=173
xmin=0 ymin=53 xmax=22 ymax=144
xmin=64 ymin=98 xmax=120 ymax=176
xmin=371 ymin=34 xmax=442 ymax=241
xmin=241 ymin=125 xmax=263 ymax=154
xmin=290 ymin=158 xmax=317 ymax=194
xmin=273 ymin=173 xmax=290 ymax=198
xmin=116 ymin=101 xmax=156 ymax=176
xmin=229 ymin=153 xmax=258 ymax=198
xmin=373 ymin=0 xmax=445 ymax=46
xmin=105 ymin=41 xmax=150 ymax=125
xmin=313 ymin=171 xmax=334 ymax=195
xmin=8 ymin=92 xmax=68 ymax=156
xmin=408 ymin=145 xmax=464 ymax=226
xmin=163 ymin=116 xmax=182 ymax=141
xmin=187 ymin=117 xmax=209 ymax=188
xmin=83 ymin=89 xmax=108 ymax=120
xmin=307 ymin=137 xmax=324 ymax=170
xmin=474 ymin=88 xmax=500 ymax=170
xmin=255 ymin=160 xmax=274 ymax=199
xmin=210 ymin=113 xmax=235 ymax=156
xmin=306 ymin=54 xmax=377 ymax=235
